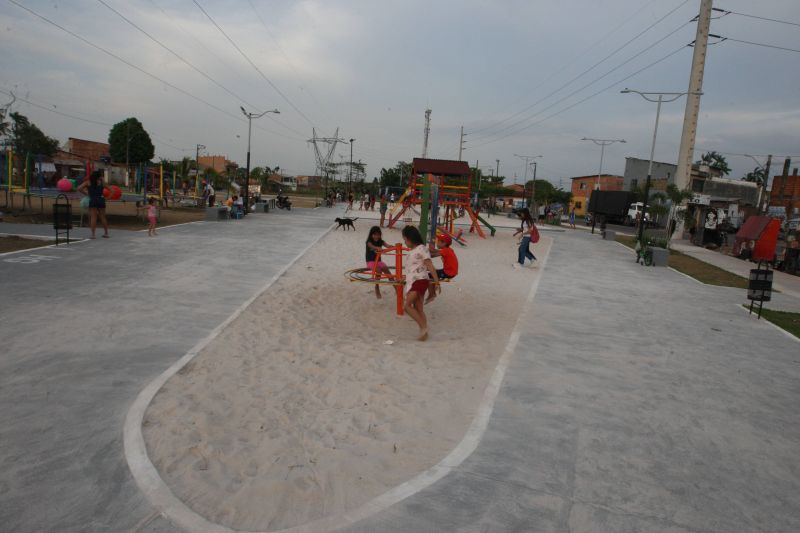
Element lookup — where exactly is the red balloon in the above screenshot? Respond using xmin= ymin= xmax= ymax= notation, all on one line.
xmin=102 ymin=187 xmax=111 ymax=199
xmin=57 ymin=178 xmax=72 ymax=192
xmin=109 ymin=185 xmax=122 ymax=201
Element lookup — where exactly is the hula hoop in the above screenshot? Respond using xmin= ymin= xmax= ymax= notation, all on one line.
xmin=344 ymin=267 xmax=404 ymax=286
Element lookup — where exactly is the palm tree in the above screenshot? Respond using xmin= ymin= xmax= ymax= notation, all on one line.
xmin=698 ymin=151 xmax=731 ymax=176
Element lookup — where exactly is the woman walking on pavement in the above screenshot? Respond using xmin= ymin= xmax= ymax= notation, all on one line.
xmin=513 ymin=207 xmax=539 ymax=268
xmin=77 ymin=170 xmax=110 ymax=239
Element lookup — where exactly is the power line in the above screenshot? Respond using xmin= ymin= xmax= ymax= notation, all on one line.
xmin=5 ymin=0 xmax=306 ymax=143
xmin=246 ymin=0 xmax=321 ymax=107
xmin=471 ymin=18 xmax=692 ymax=144
xmin=100 ymin=0 xmax=307 ymax=140
xmin=192 ymin=0 xmax=316 ymax=128
xmin=0 ymin=88 xmax=191 ymax=152
xmin=471 ymin=44 xmax=689 ymax=148
xmin=714 ymin=8 xmax=800 ymax=28
xmin=717 ymin=36 xmax=800 ymax=54
xmin=467 ymin=0 xmax=664 ymax=133
xmin=470 ymin=0 xmax=691 ymax=138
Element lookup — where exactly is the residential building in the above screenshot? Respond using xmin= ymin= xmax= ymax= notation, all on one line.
xmin=198 ymin=155 xmax=231 ymax=174
xmin=769 ymin=167 xmax=800 ymax=219
xmin=570 ymin=174 xmax=623 ymax=216
xmin=66 ymin=137 xmax=110 ymax=163
xmin=623 ymin=157 xmax=676 ymax=191
xmin=296 ymin=175 xmax=323 ymax=189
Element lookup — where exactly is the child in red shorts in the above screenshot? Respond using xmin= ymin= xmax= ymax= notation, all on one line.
xmin=402 ymin=225 xmax=440 ymax=341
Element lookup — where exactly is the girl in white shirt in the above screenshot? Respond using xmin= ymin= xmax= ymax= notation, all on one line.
xmin=401 ymin=225 xmax=440 ymax=341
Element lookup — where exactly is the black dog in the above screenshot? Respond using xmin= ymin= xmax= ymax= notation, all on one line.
xmin=334 ymin=217 xmax=358 ymax=230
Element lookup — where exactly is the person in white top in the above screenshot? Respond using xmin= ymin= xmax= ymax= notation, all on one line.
xmin=402 ymin=225 xmax=440 ymax=341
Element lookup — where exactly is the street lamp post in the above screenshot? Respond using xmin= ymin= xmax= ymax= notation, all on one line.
xmin=530 ymin=161 xmax=538 ymax=211
xmin=514 ymin=154 xmax=542 ymax=209
xmin=349 ymin=138 xmax=355 ymax=196
xmin=581 ymin=137 xmax=626 ymax=234
xmin=195 ymin=143 xmax=206 ymax=197
xmin=621 ymin=89 xmax=700 ymax=246
xmin=240 ymin=106 xmax=279 ymax=216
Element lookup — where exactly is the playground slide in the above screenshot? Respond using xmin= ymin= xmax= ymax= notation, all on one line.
xmin=475 ymin=214 xmax=497 ymax=237
xmin=389 ymin=187 xmax=410 ymax=215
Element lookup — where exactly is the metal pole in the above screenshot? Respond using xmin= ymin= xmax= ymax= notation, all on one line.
xmin=458 ymin=126 xmax=464 ymax=161
xmin=244 ymin=115 xmax=252 ymax=215
xmin=638 ymin=95 xmax=663 ymax=246
xmin=349 ymin=139 xmax=354 ymax=195
xmin=495 ymin=159 xmax=500 ymax=179
xmin=597 ymin=143 xmax=605 ymax=191
xmin=531 ymin=161 xmax=537 ymax=210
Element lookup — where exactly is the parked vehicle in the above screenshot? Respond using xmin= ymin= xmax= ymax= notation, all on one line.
xmin=276 ymin=193 xmax=292 ymax=210
xmin=588 ymin=191 xmax=636 ymax=225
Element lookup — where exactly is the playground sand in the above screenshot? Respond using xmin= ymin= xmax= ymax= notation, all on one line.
xmin=143 ymin=227 xmax=551 ymax=531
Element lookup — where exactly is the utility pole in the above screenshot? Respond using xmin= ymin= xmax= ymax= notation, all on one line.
xmin=475 ymin=159 xmax=480 ymax=193
xmin=530 ymin=161 xmax=538 ymax=211
xmin=763 ymin=154 xmax=772 ymax=213
xmin=458 ymin=126 xmax=466 ymax=161
xmin=515 ymin=154 xmax=542 ymax=208
xmin=422 ymin=109 xmax=432 ymax=158
xmin=195 ymin=143 xmax=205 ymax=196
xmin=675 ymin=0 xmax=713 ymax=193
xmin=495 ymin=159 xmax=500 ymax=180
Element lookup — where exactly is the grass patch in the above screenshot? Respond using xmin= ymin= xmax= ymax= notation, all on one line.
xmin=743 ymin=306 xmax=800 ymax=339
xmin=616 ymin=235 xmax=749 ymax=289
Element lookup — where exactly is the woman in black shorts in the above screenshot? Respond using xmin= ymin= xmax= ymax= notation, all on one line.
xmin=77 ymin=170 xmax=110 ymax=239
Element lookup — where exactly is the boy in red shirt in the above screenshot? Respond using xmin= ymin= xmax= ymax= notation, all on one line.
xmin=427 ymin=234 xmax=458 ymax=302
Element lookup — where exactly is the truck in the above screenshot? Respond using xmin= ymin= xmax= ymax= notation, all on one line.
xmin=587 ymin=190 xmax=636 ymax=225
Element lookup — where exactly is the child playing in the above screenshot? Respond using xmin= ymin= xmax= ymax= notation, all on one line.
xmin=427 ymin=233 xmax=458 ymax=303
xmin=366 ymin=226 xmax=393 ymax=299
xmin=401 ymin=225 xmax=440 ymax=341
xmin=147 ymin=197 xmax=158 ymax=236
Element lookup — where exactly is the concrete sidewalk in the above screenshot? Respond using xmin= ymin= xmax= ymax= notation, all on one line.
xmin=671 ymin=240 xmax=800 ymax=300
xmin=0 ymin=209 xmax=333 ymax=532
xmin=343 ymin=230 xmax=800 ymax=532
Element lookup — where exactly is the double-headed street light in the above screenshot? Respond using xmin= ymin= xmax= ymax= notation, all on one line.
xmin=514 ymin=154 xmax=542 ymax=209
xmin=580 ymin=137 xmax=626 ymax=234
xmin=240 ymin=106 xmax=280 ymax=215
xmin=620 ymin=88 xmax=700 ymax=245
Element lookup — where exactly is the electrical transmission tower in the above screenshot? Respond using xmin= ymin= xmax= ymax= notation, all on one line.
xmin=422 ymin=109 xmax=431 ymax=158
xmin=308 ymin=128 xmax=346 ymax=196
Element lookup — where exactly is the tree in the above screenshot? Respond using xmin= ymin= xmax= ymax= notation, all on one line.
xmin=698 ymin=151 xmax=730 ymax=176
xmin=742 ymin=167 xmax=766 ymax=186
xmin=108 ymin=117 xmax=154 ymax=166
xmin=379 ymin=161 xmax=411 ymax=189
xmin=9 ymin=112 xmax=59 ymax=157
xmin=0 ymin=93 xmax=14 ymax=143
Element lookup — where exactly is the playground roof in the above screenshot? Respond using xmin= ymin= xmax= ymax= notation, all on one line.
xmin=412 ymin=158 xmax=470 ymax=177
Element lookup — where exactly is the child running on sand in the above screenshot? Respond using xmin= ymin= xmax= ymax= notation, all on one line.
xmin=366 ymin=226 xmax=392 ymax=299
xmin=427 ymin=233 xmax=458 ymax=303
xmin=402 ymin=225 xmax=440 ymax=341
xmin=147 ymin=197 xmax=159 ymax=236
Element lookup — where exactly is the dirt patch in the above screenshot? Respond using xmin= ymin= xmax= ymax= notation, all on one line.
xmin=0 ymin=236 xmax=52 ymax=253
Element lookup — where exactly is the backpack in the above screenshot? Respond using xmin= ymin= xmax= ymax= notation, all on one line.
xmin=531 ymin=224 xmax=540 ymax=244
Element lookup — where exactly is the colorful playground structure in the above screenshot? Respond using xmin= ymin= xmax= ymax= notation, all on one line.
xmin=387 ymin=158 xmax=496 ymax=239
xmin=345 ymin=243 xmax=407 ymax=315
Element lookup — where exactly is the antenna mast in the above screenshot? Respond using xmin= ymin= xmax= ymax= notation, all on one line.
xmin=422 ymin=109 xmax=431 ymax=158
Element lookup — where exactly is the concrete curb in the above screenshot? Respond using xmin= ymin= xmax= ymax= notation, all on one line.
xmin=734 ymin=303 xmax=800 ymax=344
xmin=124 ymin=233 xmax=552 ymax=533
xmin=123 ymin=222 xmax=337 ymax=533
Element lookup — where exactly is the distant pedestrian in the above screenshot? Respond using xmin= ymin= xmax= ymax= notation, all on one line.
xmin=569 ymin=207 xmax=576 ymax=229
xmin=147 ymin=197 xmax=159 ymax=236
xmin=379 ymin=194 xmax=388 ymax=227
xmin=77 ymin=170 xmax=110 ymax=239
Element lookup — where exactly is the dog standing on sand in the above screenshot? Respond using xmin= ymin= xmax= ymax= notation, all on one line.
xmin=334 ymin=217 xmax=359 ymax=230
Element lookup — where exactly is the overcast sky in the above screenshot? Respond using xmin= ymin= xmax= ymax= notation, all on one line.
xmin=2 ymin=0 xmax=799 ymax=186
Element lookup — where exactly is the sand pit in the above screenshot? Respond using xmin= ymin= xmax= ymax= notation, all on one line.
xmin=143 ymin=225 xmax=551 ymax=531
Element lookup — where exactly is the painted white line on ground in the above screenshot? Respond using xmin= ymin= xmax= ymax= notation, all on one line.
xmin=734 ymin=304 xmax=800 ymax=344
xmin=125 ymin=234 xmax=553 ymax=533
xmin=0 ymin=238 xmax=90 ymax=257
xmin=124 ymin=223 xmax=337 ymax=533
xmin=136 ymin=220 xmax=206 ymax=232
xmin=669 ymin=266 xmax=705 ymax=285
